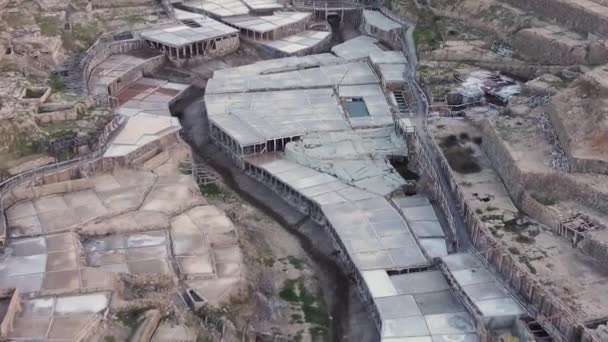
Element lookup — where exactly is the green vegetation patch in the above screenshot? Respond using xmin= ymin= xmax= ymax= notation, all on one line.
xmin=40 ymin=121 xmax=78 ymax=138
xmin=439 ymin=134 xmax=481 ymax=174
xmin=125 ymin=15 xmax=145 ymax=25
xmin=530 ymin=192 xmax=559 ymax=206
xmin=116 ymin=308 xmax=147 ymax=328
xmin=3 ymin=12 xmax=35 ymax=28
xmin=413 ymin=9 xmax=443 ymax=51
xmin=178 ymin=160 xmax=192 ymax=175
xmin=49 ymin=74 xmax=65 ymax=92
xmin=287 ymin=256 xmax=306 ymax=270
xmin=36 ymin=15 xmax=63 ymax=37
xmin=62 ymin=22 xmax=101 ymax=51
xmin=12 ymin=134 xmax=48 ymax=157
xmin=199 ymin=183 xmax=223 ymax=197
xmin=279 ymin=277 xmax=328 ymax=330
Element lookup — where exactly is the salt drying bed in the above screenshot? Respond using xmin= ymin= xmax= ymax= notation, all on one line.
xmin=83 ymin=230 xmax=172 ymax=274
xmin=10 ymin=292 xmax=110 ymax=341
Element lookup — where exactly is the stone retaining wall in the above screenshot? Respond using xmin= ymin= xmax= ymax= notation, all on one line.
xmin=90 ymin=0 xmax=156 ymax=9
xmin=498 ymin=0 xmax=608 ymax=37
xmin=478 ymin=120 xmax=608 ymax=217
xmin=580 ymin=234 xmax=608 ymax=264
xmin=33 ymin=108 xmax=78 ymax=125
xmin=546 ymin=79 xmax=608 ymax=175
xmin=513 ymin=28 xmax=608 ymax=66
xmin=476 ymin=119 xmax=608 ymax=274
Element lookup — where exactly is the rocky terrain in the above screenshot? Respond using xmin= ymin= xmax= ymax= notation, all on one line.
xmin=389 ymin=0 xmax=608 ymax=337
xmin=0 ymin=0 xmax=166 ymax=179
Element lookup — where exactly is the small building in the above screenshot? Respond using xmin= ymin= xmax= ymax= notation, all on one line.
xmin=140 ymin=17 xmax=239 ymax=59
xmin=361 ymin=10 xmax=403 ymax=47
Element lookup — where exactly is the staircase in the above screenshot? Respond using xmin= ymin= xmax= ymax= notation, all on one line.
xmin=393 ymin=91 xmax=408 ymax=114
xmin=523 ymin=318 xmax=554 ymax=342
xmin=53 ymin=53 xmax=85 ymax=94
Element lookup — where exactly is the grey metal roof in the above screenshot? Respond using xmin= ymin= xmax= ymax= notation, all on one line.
xmin=362 ymin=9 xmax=402 ymax=32
xmin=370 ymin=50 xmax=408 ymax=65
xmin=213 ymin=53 xmax=344 ymax=78
xmin=240 ymin=0 xmax=282 ymax=11
xmin=440 ymin=253 xmax=525 ymax=328
xmin=261 ymin=30 xmax=331 ymax=55
xmin=181 ymin=0 xmax=249 ymax=17
xmin=331 ymin=36 xmax=384 ymax=61
xmin=223 ymin=11 xmax=311 ymax=33
xmin=206 ymin=61 xmax=394 ymax=146
xmin=140 ymin=18 xmax=238 ymax=47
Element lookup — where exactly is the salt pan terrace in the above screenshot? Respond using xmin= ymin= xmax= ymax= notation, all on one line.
xmin=88 ymin=51 xmax=160 ymax=99
xmin=205 ymin=58 xmax=394 ymax=160
xmin=9 ymin=292 xmax=110 ymax=341
xmin=0 ymin=233 xmax=90 ymax=293
xmin=1 ymin=147 xmax=242 ymax=303
xmin=105 ymin=77 xmax=185 ymax=158
xmin=88 ymin=52 xmax=188 ymax=158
